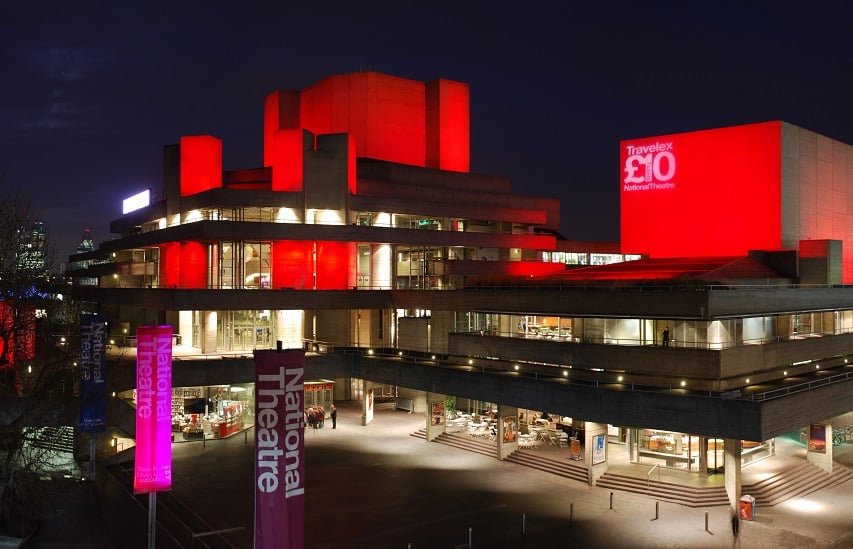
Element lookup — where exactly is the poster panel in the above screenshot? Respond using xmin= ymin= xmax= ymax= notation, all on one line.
xmin=79 ymin=314 xmax=107 ymax=433
xmin=502 ymin=416 xmax=517 ymax=443
xmin=592 ymin=433 xmax=607 ymax=465
xmin=431 ymin=401 xmax=445 ymax=425
xmin=808 ymin=424 xmax=827 ymax=453
xmin=134 ymin=326 xmax=173 ymax=493
xmin=255 ymin=350 xmax=305 ymax=549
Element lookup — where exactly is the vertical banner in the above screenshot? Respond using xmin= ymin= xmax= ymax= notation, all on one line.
xmin=79 ymin=314 xmax=107 ymax=433
xmin=134 ymin=326 xmax=173 ymax=493
xmin=255 ymin=349 xmax=305 ymax=549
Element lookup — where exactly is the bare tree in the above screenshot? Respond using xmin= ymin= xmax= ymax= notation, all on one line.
xmin=0 ymin=186 xmax=79 ymax=537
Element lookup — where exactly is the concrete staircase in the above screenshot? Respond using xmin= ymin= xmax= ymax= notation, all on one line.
xmin=596 ymin=460 xmax=853 ymax=508
xmin=411 ymin=429 xmax=853 ymax=508
xmin=742 ymin=461 xmax=853 ymax=506
xmin=596 ymin=473 xmax=729 ymax=508
xmin=410 ymin=429 xmax=588 ymax=483
xmin=27 ymin=425 xmax=75 ymax=454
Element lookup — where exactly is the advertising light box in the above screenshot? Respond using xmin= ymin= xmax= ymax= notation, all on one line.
xmin=620 ymin=121 xmax=782 ymax=258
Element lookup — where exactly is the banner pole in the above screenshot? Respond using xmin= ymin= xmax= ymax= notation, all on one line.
xmin=148 ymin=492 xmax=157 ymax=549
xmin=89 ymin=436 xmax=96 ymax=481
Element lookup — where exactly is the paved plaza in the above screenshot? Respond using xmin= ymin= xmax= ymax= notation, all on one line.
xmin=24 ymin=400 xmax=853 ymax=548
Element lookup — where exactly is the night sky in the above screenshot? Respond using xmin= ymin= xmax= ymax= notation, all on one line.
xmin=2 ymin=2 xmax=851 ymax=263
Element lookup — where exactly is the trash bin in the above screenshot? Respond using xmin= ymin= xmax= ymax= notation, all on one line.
xmin=739 ymin=495 xmax=756 ymax=521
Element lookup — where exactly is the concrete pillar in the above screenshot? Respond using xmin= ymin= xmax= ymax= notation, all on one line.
xmin=178 ymin=310 xmax=192 ymax=347
xmin=724 ymin=438 xmax=742 ymax=511
xmin=806 ymin=422 xmax=834 ymax=474
xmin=426 ymin=393 xmax=446 ymax=442
xmin=497 ymin=405 xmax=518 ymax=460
xmin=275 ymin=309 xmax=304 ymax=349
xmin=698 ymin=437 xmax=709 ymax=476
xmin=200 ymin=311 xmax=217 ymax=354
xmin=584 ymin=422 xmax=608 ymax=486
xmin=361 ymin=381 xmax=374 ymax=426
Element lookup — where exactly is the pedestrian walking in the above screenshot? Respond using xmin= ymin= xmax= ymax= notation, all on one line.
xmin=331 ymin=405 xmax=337 ymax=429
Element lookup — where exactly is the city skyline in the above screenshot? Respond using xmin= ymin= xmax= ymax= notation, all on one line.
xmin=2 ymin=2 xmax=851 ymax=261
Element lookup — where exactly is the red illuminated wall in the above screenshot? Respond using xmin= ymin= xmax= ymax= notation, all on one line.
xmin=180 ymin=242 xmax=208 ymax=289
xmin=180 ymin=135 xmax=222 ymax=196
xmin=621 ymin=121 xmax=782 ymax=258
xmin=159 ymin=242 xmax=207 ymax=288
xmin=159 ymin=243 xmax=182 ymax=288
xmin=263 ymin=72 xmax=470 ymax=177
xmin=271 ymin=129 xmax=304 ymax=192
xmin=426 ymin=78 xmax=470 ymax=172
xmin=271 ymin=241 xmax=312 ymax=289
xmin=315 ymin=241 xmax=353 ymax=290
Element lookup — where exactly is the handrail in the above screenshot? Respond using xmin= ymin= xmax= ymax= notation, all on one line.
xmin=647 ymin=464 xmax=660 ymax=490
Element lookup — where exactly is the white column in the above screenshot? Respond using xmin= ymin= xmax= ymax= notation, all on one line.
xmin=178 ymin=310 xmax=192 ymax=347
xmin=371 ymin=244 xmax=392 ymax=289
xmin=200 ymin=311 xmax=217 ymax=354
xmin=275 ymin=309 xmax=304 ymax=349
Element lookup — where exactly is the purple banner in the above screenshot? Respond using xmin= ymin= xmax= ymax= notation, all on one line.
xmin=134 ymin=326 xmax=173 ymax=493
xmin=255 ymin=350 xmax=305 ymax=549
xmin=79 ymin=314 xmax=106 ymax=433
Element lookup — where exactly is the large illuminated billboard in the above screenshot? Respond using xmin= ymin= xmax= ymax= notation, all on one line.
xmin=620 ymin=121 xmax=782 ymax=258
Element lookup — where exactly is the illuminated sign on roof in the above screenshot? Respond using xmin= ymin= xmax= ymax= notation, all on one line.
xmin=122 ymin=189 xmax=150 ymax=214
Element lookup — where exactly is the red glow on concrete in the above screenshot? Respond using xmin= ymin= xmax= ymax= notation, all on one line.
xmin=271 ymin=241 xmax=312 ymax=289
xmin=180 ymin=136 xmax=222 ymax=196
xmin=264 ymin=72 xmax=470 ymax=173
xmin=271 ymin=129 xmax=304 ymax=192
xmin=426 ymin=78 xmax=470 ymax=172
xmin=347 ymin=134 xmax=357 ymax=195
xmin=315 ymin=241 xmax=353 ymax=290
xmin=264 ymin=90 xmax=301 ymax=167
xmin=159 ymin=243 xmax=182 ymax=288
xmin=180 ymin=241 xmax=207 ymax=288
xmin=621 ymin=122 xmax=781 ymax=258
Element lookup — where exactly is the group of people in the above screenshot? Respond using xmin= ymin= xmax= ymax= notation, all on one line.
xmin=305 ymin=405 xmax=338 ymax=429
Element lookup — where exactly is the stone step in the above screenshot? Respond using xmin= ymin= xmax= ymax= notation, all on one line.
xmin=596 ymin=473 xmax=729 ymax=507
xmin=411 ymin=429 xmax=853 ymax=508
xmin=744 ymin=462 xmax=853 ymax=506
xmin=504 ymin=450 xmax=589 ymax=483
xmin=412 ymin=429 xmax=589 ymax=482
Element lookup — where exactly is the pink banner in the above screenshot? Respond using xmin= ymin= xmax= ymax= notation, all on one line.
xmin=134 ymin=326 xmax=173 ymax=493
xmin=255 ymin=350 xmax=305 ymax=549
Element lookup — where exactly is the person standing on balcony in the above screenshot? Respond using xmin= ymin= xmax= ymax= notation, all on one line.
xmin=663 ymin=326 xmax=670 ymax=347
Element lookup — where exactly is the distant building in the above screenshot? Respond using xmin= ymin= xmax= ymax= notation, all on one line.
xmin=18 ymin=221 xmax=47 ymax=274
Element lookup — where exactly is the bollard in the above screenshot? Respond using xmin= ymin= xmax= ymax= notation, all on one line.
xmin=203 ymin=436 xmax=206 ymax=448
xmin=468 ymin=526 xmax=472 ymax=548
xmin=522 ymin=513 xmax=526 ymax=536
xmin=655 ymin=501 xmax=659 ymax=520
xmin=570 ymin=503 xmax=574 ymax=524
xmin=704 ymin=511 xmax=709 ymax=532
xmin=610 ymin=492 xmax=613 ymax=510
xmin=245 ymin=430 xmax=248 ymax=444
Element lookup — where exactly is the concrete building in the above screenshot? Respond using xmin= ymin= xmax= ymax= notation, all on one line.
xmin=67 ymin=72 xmax=853 ymax=511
